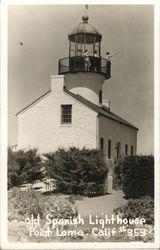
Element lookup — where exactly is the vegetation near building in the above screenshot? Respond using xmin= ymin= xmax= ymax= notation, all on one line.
xmin=44 ymin=147 xmax=108 ymax=196
xmin=113 ymin=155 xmax=154 ymax=227
xmin=8 ymin=147 xmax=45 ymax=189
xmin=114 ymin=155 xmax=154 ymax=199
xmin=8 ymin=147 xmax=108 ymax=196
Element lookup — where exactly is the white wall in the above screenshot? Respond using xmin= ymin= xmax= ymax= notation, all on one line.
xmin=99 ymin=115 xmax=137 ymax=160
xmin=17 ymin=76 xmax=98 ymax=153
xmin=65 ymin=72 xmax=105 ymax=106
xmin=17 ymin=75 xmax=137 ymax=156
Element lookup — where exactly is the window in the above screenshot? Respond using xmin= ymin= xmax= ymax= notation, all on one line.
xmin=116 ymin=142 xmax=121 ymax=159
xmin=108 ymin=139 xmax=111 ymax=159
xmin=61 ymin=105 xmax=72 ymax=124
xmin=125 ymin=144 xmax=128 ymax=155
xmin=100 ymin=138 xmax=104 ymax=151
xmin=131 ymin=145 xmax=134 ymax=156
xmin=99 ymin=90 xmax=102 ymax=104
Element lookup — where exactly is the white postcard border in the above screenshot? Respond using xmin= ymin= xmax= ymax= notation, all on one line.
xmin=1 ymin=0 xmax=159 ymax=249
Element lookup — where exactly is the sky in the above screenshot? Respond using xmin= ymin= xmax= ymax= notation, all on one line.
xmin=8 ymin=4 xmax=154 ymax=154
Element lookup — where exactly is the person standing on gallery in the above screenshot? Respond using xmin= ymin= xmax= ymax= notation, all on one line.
xmin=106 ymin=51 xmax=115 ymax=78
xmin=93 ymin=50 xmax=99 ymax=71
xmin=84 ymin=49 xmax=91 ymax=71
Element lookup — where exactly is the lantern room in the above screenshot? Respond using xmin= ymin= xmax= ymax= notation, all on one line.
xmin=58 ymin=14 xmax=111 ymax=79
xmin=68 ymin=15 xmax=101 ymax=58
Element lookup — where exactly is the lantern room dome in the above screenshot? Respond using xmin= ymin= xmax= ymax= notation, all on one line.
xmin=68 ymin=15 xmax=102 ymax=44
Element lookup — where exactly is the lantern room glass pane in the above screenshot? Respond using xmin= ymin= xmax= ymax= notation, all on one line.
xmin=69 ymin=41 xmax=100 ymax=57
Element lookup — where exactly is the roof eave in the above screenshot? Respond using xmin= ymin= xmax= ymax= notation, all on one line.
xmin=16 ymin=90 xmax=51 ymax=117
xmin=99 ymin=113 xmax=139 ymax=131
xmin=64 ymin=89 xmax=138 ymax=131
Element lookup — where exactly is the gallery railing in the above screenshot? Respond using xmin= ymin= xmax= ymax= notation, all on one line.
xmin=58 ymin=56 xmax=111 ymax=79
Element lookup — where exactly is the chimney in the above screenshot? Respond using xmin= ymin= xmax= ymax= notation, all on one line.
xmin=102 ymin=100 xmax=111 ymax=111
xmin=51 ymin=75 xmax=65 ymax=92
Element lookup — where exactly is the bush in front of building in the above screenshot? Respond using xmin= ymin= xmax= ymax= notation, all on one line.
xmin=114 ymin=155 xmax=154 ymax=199
xmin=8 ymin=187 xmax=78 ymax=221
xmin=114 ymin=196 xmax=154 ymax=225
xmin=84 ymin=182 xmax=104 ymax=197
xmin=44 ymin=147 xmax=108 ymax=196
xmin=8 ymin=147 xmax=44 ymax=189
xmin=113 ymin=158 xmax=123 ymax=190
xmin=56 ymin=180 xmax=104 ymax=197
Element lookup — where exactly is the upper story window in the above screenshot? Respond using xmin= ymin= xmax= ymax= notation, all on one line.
xmin=125 ymin=144 xmax=128 ymax=155
xmin=116 ymin=142 xmax=121 ymax=159
xmin=108 ymin=139 xmax=111 ymax=159
xmin=99 ymin=90 xmax=102 ymax=104
xmin=61 ymin=105 xmax=72 ymax=124
xmin=100 ymin=138 xmax=104 ymax=151
xmin=131 ymin=145 xmax=134 ymax=156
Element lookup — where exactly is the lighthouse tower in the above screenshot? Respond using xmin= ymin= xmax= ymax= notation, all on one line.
xmin=58 ymin=13 xmax=111 ymax=106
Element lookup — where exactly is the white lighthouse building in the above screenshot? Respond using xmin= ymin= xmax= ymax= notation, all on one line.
xmin=16 ymin=13 xmax=138 ymax=160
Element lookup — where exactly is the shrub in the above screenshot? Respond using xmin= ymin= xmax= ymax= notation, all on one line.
xmin=84 ymin=182 xmax=104 ymax=197
xmin=114 ymin=155 xmax=154 ymax=199
xmin=8 ymin=187 xmax=43 ymax=220
xmin=8 ymin=147 xmax=44 ymax=189
xmin=114 ymin=196 xmax=154 ymax=225
xmin=8 ymin=188 xmax=77 ymax=222
xmin=44 ymin=147 xmax=108 ymax=196
xmin=113 ymin=158 xmax=123 ymax=190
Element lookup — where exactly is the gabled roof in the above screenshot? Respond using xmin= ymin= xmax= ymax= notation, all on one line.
xmin=64 ymin=89 xmax=138 ymax=130
xmin=16 ymin=90 xmax=51 ymax=116
xmin=16 ymin=87 xmax=138 ymax=130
